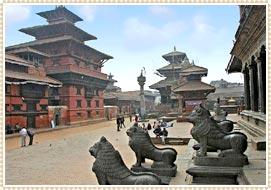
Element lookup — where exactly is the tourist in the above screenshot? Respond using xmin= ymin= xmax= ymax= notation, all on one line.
xmin=129 ymin=114 xmax=132 ymax=122
xmin=19 ymin=126 xmax=27 ymax=147
xmin=147 ymin=123 xmax=152 ymax=130
xmin=15 ymin=123 xmax=21 ymax=133
xmin=27 ymin=128 xmax=35 ymax=145
xmin=153 ymin=121 xmax=158 ymax=129
xmin=120 ymin=115 xmax=126 ymax=128
xmin=153 ymin=126 xmax=162 ymax=137
xmin=161 ymin=128 xmax=168 ymax=145
xmin=135 ymin=114 xmax=139 ymax=122
xmin=116 ymin=115 xmax=121 ymax=131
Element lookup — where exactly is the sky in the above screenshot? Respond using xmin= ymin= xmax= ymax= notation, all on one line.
xmin=4 ymin=4 xmax=244 ymax=91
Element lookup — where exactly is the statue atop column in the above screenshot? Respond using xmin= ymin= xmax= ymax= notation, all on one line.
xmin=137 ymin=68 xmax=146 ymax=121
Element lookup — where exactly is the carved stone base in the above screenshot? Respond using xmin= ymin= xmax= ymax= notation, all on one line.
xmin=193 ymin=153 xmax=249 ymax=167
xmin=186 ymin=166 xmax=242 ymax=185
xmin=131 ymin=163 xmax=177 ymax=184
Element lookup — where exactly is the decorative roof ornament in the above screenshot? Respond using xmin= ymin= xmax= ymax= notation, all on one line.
xmin=174 ymin=46 xmax=176 ymax=52
xmin=56 ymin=5 xmax=65 ymax=9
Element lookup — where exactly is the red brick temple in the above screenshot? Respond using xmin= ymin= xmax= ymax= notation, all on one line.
xmin=150 ymin=47 xmax=215 ymax=113
xmin=6 ymin=6 xmax=113 ymax=127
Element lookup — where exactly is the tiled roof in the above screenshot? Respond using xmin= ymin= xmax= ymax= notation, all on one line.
xmin=5 ymin=53 xmax=32 ymax=65
xmin=149 ymin=77 xmax=177 ymax=89
xmin=173 ymin=80 xmax=215 ymax=92
xmin=37 ymin=7 xmax=83 ymax=23
xmin=180 ymin=65 xmax=207 ymax=73
xmin=19 ymin=22 xmax=97 ymax=41
xmin=104 ymin=90 xmax=157 ymax=101
xmin=157 ymin=63 xmax=183 ymax=71
xmin=6 ymin=36 xmax=113 ymax=60
xmin=6 ymin=47 xmax=50 ymax=58
xmin=5 ymin=70 xmax=62 ymax=86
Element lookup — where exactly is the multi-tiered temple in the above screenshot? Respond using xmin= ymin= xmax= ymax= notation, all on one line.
xmin=6 ymin=6 xmax=113 ymax=126
xmin=150 ymin=47 xmax=214 ymax=113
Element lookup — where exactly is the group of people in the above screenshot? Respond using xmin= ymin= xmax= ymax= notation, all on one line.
xmin=116 ymin=115 xmax=126 ymax=131
xmin=19 ymin=126 xmax=35 ymax=147
xmin=140 ymin=121 xmax=169 ymax=145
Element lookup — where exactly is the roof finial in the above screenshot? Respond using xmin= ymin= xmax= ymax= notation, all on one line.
xmin=174 ymin=46 xmax=176 ymax=52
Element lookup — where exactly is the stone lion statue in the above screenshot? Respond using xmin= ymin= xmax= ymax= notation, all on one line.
xmin=126 ymin=123 xmax=177 ymax=168
xmin=89 ymin=136 xmax=162 ymax=185
xmin=187 ymin=104 xmax=248 ymax=158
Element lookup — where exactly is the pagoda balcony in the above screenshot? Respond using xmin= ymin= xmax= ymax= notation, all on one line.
xmin=45 ymin=65 xmax=107 ymax=79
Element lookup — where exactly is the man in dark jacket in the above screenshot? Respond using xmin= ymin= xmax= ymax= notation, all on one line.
xmin=27 ymin=129 xmax=35 ymax=145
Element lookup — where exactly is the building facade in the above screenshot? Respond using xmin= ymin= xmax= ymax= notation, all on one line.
xmin=226 ymin=5 xmax=266 ymax=138
xmin=5 ymin=53 xmax=62 ymax=129
xmin=6 ymin=6 xmax=113 ymax=127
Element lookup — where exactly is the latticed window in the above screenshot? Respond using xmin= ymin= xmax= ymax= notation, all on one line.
xmin=87 ymin=111 xmax=91 ymax=118
xmin=95 ymin=100 xmax=99 ymax=108
xmin=87 ymin=100 xmax=91 ymax=107
xmin=76 ymin=100 xmax=82 ymax=108
xmin=76 ymin=87 xmax=81 ymax=95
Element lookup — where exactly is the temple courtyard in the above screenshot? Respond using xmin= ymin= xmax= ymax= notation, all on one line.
xmin=5 ymin=115 xmax=266 ymax=186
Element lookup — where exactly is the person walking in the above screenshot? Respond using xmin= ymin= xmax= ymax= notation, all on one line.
xmin=20 ymin=126 xmax=27 ymax=147
xmin=27 ymin=128 xmax=35 ymax=145
xmin=161 ymin=128 xmax=168 ymax=145
xmin=120 ymin=116 xmax=126 ymax=128
xmin=116 ymin=115 xmax=121 ymax=131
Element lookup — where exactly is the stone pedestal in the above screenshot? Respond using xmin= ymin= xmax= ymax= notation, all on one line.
xmin=186 ymin=166 xmax=241 ymax=185
xmin=194 ymin=152 xmax=249 ymax=167
xmin=131 ymin=163 xmax=177 ymax=184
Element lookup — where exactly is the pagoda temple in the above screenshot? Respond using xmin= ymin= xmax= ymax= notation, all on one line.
xmin=150 ymin=47 xmax=188 ymax=106
xmin=6 ymin=6 xmax=113 ymax=126
xmin=150 ymin=47 xmax=215 ymax=113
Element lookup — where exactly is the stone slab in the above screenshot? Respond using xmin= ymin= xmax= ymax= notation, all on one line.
xmin=193 ymin=153 xmax=249 ymax=167
xmin=131 ymin=164 xmax=177 ymax=178
xmin=186 ymin=166 xmax=241 ymax=185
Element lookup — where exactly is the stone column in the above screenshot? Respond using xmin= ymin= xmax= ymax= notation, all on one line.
xmin=243 ymin=68 xmax=251 ymax=110
xmin=137 ymin=70 xmax=146 ymax=121
xmin=248 ymin=63 xmax=256 ymax=111
xmin=255 ymin=57 xmax=264 ymax=113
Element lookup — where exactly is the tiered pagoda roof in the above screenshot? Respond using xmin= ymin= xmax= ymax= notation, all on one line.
xmin=5 ymin=53 xmax=62 ymax=87
xmin=37 ymin=6 xmax=83 ymax=24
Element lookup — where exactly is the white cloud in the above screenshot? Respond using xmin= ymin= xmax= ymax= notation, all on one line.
xmin=188 ymin=14 xmax=227 ymax=54
xmin=123 ymin=17 xmax=184 ymax=51
xmin=149 ymin=6 xmax=173 ymax=18
xmin=5 ymin=5 xmax=31 ymax=28
xmin=76 ymin=5 xmax=97 ymax=22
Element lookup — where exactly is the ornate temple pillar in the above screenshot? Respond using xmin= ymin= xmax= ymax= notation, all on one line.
xmin=255 ymin=56 xmax=264 ymax=113
xmin=248 ymin=62 xmax=256 ymax=111
xmin=243 ymin=68 xmax=251 ymax=110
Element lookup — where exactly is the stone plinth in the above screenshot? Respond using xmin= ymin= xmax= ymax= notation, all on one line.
xmin=194 ymin=154 xmax=249 ymax=167
xmin=131 ymin=163 xmax=177 ymax=184
xmin=186 ymin=166 xmax=241 ymax=185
